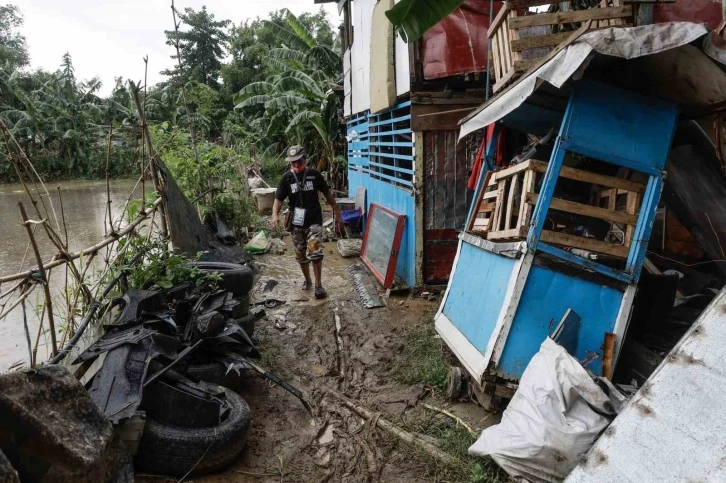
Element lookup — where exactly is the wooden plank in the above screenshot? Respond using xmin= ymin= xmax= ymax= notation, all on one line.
xmin=505 ymin=174 xmax=519 ymax=230
xmin=490 ymin=159 xmax=537 ymax=180
xmin=410 ymin=90 xmax=487 ymax=106
xmin=412 ymin=104 xmax=481 ymax=131
xmin=501 ymin=26 xmax=514 ymax=73
xmin=624 ymin=191 xmax=640 ymax=248
xmin=509 ymin=6 xmax=632 ymax=29
xmin=514 ymin=58 xmax=541 ymax=72
xmin=528 ymin=160 xmax=646 ymax=193
xmin=496 ymin=28 xmax=510 ymax=73
xmin=482 ymin=190 xmax=499 ymax=200
xmin=611 ymin=0 xmax=624 ymax=26
xmin=540 ymin=230 xmax=630 ymax=258
xmin=488 ymin=227 xmax=527 ymax=241
xmin=526 ymin=192 xmax=638 ymax=225
xmin=517 ymin=169 xmax=534 ymax=229
xmin=508 ymin=11 xmax=522 ymax=62
xmin=493 ymin=68 xmax=518 ymax=93
xmin=487 ymin=3 xmax=511 ymax=39
xmin=511 ymin=31 xmax=572 ymax=51
xmin=491 ymin=34 xmax=502 ymax=81
xmin=492 ymin=180 xmax=507 ymax=232
xmin=478 ymin=202 xmax=496 ymax=213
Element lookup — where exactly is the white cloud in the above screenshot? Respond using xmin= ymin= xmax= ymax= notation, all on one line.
xmin=14 ymin=0 xmax=339 ymax=95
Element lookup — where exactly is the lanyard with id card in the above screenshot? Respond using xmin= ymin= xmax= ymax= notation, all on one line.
xmin=291 ymin=169 xmax=307 ymax=227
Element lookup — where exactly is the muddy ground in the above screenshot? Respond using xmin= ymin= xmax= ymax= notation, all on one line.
xmin=139 ymin=235 xmax=501 ymax=483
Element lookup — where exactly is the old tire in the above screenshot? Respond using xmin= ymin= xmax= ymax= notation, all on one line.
xmin=191 ymin=262 xmax=254 ymax=297
xmin=134 ymin=388 xmax=250 ymax=477
xmin=185 ymin=361 xmax=246 ymax=390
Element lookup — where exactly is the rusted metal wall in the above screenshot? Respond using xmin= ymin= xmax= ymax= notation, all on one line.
xmin=654 ymin=0 xmax=722 ymax=30
xmin=420 ymin=0 xmax=503 ymax=80
xmin=423 ymin=130 xmax=483 ymax=284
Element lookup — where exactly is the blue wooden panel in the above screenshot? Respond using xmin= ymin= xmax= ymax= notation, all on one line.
xmin=442 ymin=242 xmax=516 ymax=352
xmin=348 ymin=169 xmax=417 ymax=287
xmin=497 ymin=264 xmax=624 ymax=379
xmin=561 ymin=80 xmax=679 ymax=171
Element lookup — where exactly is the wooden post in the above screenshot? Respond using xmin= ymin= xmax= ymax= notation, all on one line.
xmin=129 ymin=81 xmax=169 ymax=239
xmin=602 ymin=332 xmax=616 ymax=379
xmin=18 ymin=202 xmax=58 ymax=357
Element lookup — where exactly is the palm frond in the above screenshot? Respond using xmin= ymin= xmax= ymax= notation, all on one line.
xmin=263 ymin=20 xmax=310 ymax=53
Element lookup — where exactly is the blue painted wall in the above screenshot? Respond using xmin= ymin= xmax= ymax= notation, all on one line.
xmin=497 ymin=263 xmax=624 ymax=379
xmin=349 ymin=169 xmax=417 ymax=286
xmin=442 ymin=242 xmax=515 ymax=353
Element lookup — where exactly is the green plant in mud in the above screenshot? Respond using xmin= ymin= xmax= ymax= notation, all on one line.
xmin=109 ymin=233 xmax=220 ymax=294
xmin=397 ymin=321 xmax=451 ymax=392
xmin=385 ymin=407 xmax=502 ymax=483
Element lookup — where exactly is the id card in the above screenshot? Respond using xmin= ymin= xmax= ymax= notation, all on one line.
xmin=292 ymin=207 xmax=306 ymax=226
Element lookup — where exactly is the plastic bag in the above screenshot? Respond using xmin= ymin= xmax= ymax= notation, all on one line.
xmin=469 ymin=338 xmax=625 ymax=483
xmin=244 ymin=230 xmax=271 ymax=255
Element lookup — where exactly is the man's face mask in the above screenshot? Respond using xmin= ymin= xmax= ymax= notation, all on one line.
xmin=290 ymin=159 xmax=305 ymax=173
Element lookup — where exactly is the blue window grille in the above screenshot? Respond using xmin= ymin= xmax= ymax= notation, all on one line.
xmin=346 ymin=102 xmax=414 ymax=190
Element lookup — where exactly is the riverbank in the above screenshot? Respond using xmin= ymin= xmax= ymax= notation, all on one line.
xmin=134 ymin=236 xmax=502 ymax=483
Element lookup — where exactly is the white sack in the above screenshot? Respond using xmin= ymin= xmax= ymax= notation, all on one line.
xmin=469 ymin=338 xmax=625 ymax=483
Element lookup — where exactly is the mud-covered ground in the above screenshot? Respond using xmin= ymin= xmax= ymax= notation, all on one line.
xmin=140 ymin=235 xmax=500 ymax=483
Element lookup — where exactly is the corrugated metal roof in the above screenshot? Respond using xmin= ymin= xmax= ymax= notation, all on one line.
xmin=566 ymin=287 xmax=726 ymax=482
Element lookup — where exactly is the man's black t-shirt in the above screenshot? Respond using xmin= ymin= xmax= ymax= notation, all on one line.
xmin=275 ymin=168 xmax=329 ymax=228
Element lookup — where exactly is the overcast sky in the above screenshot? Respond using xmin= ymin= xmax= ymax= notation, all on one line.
xmin=14 ymin=0 xmax=339 ymax=96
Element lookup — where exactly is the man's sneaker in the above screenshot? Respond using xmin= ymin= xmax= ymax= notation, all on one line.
xmin=315 ymin=286 xmax=328 ymax=299
xmin=302 ymin=280 xmax=313 ymax=291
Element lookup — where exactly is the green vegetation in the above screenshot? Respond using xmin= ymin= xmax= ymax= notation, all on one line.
xmin=0 ymin=3 xmax=344 ymax=203
xmin=397 ymin=320 xmax=451 ymax=392
xmin=379 ymin=406 xmax=502 ymax=482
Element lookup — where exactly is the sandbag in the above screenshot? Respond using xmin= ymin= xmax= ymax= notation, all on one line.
xmin=469 ymin=338 xmax=625 ymax=483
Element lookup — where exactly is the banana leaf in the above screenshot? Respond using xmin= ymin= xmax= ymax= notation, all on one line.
xmin=385 ymin=0 xmax=465 ymax=43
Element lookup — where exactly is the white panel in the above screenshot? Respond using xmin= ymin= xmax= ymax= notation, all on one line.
xmin=369 ymin=0 xmax=396 ymax=113
xmin=566 ymin=289 xmax=726 ymax=483
xmin=350 ymin=0 xmax=373 ymax=115
xmin=343 ymin=48 xmax=352 ymax=116
xmin=394 ymin=0 xmax=410 ymax=96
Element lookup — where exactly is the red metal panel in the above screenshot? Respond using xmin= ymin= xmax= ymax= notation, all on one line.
xmin=360 ymin=203 xmax=406 ymax=289
xmin=420 ymin=0 xmax=504 ymax=80
xmin=653 ymin=0 xmax=722 ymax=30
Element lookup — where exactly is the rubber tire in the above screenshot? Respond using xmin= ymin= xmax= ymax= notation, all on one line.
xmin=134 ymin=388 xmax=250 ymax=477
xmin=191 ymin=262 xmax=254 ymax=297
xmin=185 ymin=361 xmax=246 ymax=390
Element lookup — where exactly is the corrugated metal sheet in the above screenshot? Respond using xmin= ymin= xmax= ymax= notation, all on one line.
xmin=566 ymin=288 xmax=726 ymax=482
xmin=423 ymin=130 xmax=481 ymax=284
xmin=654 ymin=0 xmax=722 ymax=30
xmin=420 ymin=0 xmax=503 ymax=80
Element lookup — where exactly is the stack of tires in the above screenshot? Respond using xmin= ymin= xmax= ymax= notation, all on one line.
xmin=135 ymin=261 xmax=257 ymax=478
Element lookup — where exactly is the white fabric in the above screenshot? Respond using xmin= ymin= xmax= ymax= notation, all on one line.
xmin=469 ymin=339 xmax=625 ymax=483
xmin=459 ymin=22 xmax=709 ymax=140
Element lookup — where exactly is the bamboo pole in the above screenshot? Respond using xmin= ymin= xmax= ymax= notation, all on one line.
xmin=326 ymin=390 xmax=458 ymax=466
xmin=105 ymin=126 xmax=114 ymax=235
xmin=18 ymin=202 xmax=58 ymax=356
xmin=129 ymin=81 xmax=169 ymax=239
xmin=0 ymin=197 xmax=162 ymax=284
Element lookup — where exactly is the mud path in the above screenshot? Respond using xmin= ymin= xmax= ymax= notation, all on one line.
xmin=140 ymin=236 xmax=496 ymax=483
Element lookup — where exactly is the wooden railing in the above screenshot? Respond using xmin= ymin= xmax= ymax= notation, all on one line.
xmin=469 ymin=159 xmax=645 ymax=259
xmin=488 ymin=1 xmax=632 ymax=93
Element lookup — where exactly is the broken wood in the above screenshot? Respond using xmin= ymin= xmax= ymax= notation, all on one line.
xmin=326 ymin=390 xmax=458 ymax=466
xmin=334 ymin=306 xmax=346 ymax=386
xmin=602 ymin=332 xmax=616 ymax=379
xmin=421 ymin=403 xmax=478 ymax=438
xmin=18 ymin=202 xmax=58 ymax=356
xmin=508 ymin=6 xmax=632 ymax=29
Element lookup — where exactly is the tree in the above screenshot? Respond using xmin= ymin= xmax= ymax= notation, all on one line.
xmin=161 ymin=6 xmax=230 ymax=89
xmin=0 ymin=4 xmax=29 ymax=69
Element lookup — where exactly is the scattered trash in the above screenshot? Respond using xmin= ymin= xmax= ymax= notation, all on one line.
xmin=244 ymin=230 xmax=272 ymax=255
xmin=269 ymin=238 xmax=286 ymax=255
xmin=469 ymin=338 xmax=625 ymax=483
xmin=337 ymin=239 xmax=362 ymax=258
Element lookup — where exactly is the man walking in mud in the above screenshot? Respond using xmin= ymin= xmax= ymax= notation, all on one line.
xmin=271 ymin=145 xmax=340 ymax=299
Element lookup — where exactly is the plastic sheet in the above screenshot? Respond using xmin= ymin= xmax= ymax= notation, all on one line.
xmin=244 ymin=230 xmax=271 ymax=255
xmin=469 ymin=338 xmax=625 ymax=483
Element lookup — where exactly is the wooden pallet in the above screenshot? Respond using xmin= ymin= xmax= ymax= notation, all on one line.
xmin=468 ymin=159 xmax=645 ymax=258
xmin=488 ymin=1 xmax=632 ymax=93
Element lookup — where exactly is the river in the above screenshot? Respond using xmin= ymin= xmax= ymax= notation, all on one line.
xmin=0 ymin=179 xmax=141 ymax=372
